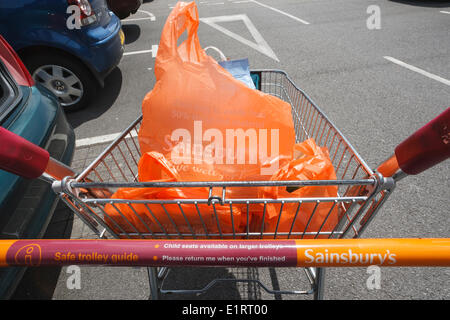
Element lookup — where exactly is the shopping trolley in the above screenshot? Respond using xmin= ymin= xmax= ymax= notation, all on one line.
xmin=0 ymin=70 xmax=449 ymax=300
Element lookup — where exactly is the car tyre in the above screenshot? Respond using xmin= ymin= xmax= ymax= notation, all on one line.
xmin=22 ymin=52 xmax=97 ymax=112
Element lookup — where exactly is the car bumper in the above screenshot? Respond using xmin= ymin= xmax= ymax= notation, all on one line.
xmin=82 ymin=15 xmax=124 ymax=86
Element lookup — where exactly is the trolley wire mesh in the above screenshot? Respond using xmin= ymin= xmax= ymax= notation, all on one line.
xmin=64 ymin=70 xmax=386 ymax=242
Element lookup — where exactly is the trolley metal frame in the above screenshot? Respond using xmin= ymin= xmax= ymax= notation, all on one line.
xmin=50 ymin=70 xmax=399 ymax=299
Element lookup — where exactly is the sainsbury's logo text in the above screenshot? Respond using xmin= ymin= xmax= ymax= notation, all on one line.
xmin=304 ymin=249 xmax=397 ymax=265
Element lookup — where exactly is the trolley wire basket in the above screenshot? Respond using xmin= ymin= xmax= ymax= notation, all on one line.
xmin=66 ymin=70 xmax=384 ymax=242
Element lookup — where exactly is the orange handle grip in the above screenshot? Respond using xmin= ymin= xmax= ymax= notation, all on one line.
xmin=395 ymin=107 xmax=450 ymax=175
xmin=0 ymin=127 xmax=49 ymax=179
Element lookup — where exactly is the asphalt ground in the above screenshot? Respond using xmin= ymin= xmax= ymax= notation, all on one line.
xmin=11 ymin=0 xmax=450 ymax=300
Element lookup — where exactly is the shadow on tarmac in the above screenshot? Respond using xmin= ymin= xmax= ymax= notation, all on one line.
xmin=389 ymin=0 xmax=450 ymax=8
xmin=122 ymin=24 xmax=141 ymax=45
xmin=66 ymin=67 xmax=123 ymax=129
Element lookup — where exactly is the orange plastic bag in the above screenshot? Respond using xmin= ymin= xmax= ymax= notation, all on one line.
xmin=104 ymin=152 xmax=243 ymax=238
xmin=138 ymin=1 xmax=296 ymax=188
xmin=256 ymin=139 xmax=339 ymax=239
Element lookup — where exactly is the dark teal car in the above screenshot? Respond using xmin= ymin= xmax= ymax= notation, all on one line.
xmin=0 ymin=36 xmax=75 ymax=299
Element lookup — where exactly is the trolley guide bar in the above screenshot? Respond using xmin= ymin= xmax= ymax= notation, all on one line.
xmin=1 ymin=238 xmax=449 ymax=268
xmin=84 ymin=196 xmax=368 ymax=205
xmin=70 ymin=179 xmax=376 ymax=189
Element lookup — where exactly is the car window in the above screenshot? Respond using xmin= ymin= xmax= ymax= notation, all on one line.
xmin=0 ymin=78 xmax=4 ymax=104
xmin=0 ymin=61 xmax=20 ymax=124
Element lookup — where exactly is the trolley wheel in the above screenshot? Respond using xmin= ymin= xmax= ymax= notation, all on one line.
xmin=313 ymin=267 xmax=325 ymax=300
xmin=147 ymin=267 xmax=160 ymax=300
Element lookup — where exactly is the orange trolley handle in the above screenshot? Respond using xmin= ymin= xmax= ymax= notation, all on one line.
xmin=0 ymin=127 xmax=75 ymax=181
xmin=377 ymin=107 xmax=450 ymax=178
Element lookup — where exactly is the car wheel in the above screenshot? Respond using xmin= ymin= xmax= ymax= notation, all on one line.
xmin=23 ymin=52 xmax=97 ymax=112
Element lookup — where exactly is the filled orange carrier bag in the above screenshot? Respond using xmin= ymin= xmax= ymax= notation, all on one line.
xmin=256 ymin=139 xmax=339 ymax=239
xmin=138 ymin=1 xmax=295 ymax=184
xmin=104 ymin=1 xmax=339 ymax=239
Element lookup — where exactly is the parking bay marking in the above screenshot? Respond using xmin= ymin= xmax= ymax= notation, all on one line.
xmin=200 ymin=14 xmax=279 ymax=62
xmin=384 ymin=56 xmax=450 ymax=86
xmin=244 ymin=0 xmax=310 ymax=25
xmin=122 ymin=10 xmax=156 ymax=22
xmin=201 ymin=1 xmax=225 ymax=4
xmin=76 ymin=131 xmax=137 ymax=148
xmin=123 ymin=45 xmax=158 ymax=57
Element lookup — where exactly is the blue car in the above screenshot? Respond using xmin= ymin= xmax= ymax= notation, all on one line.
xmin=0 ymin=0 xmax=124 ymax=111
xmin=0 ymin=35 xmax=75 ymax=299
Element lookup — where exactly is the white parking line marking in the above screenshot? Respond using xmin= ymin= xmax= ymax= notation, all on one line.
xmin=247 ymin=0 xmax=310 ymax=25
xmin=123 ymin=17 xmax=153 ymax=22
xmin=123 ymin=10 xmax=156 ymax=22
xmin=440 ymin=11 xmax=450 ymax=14
xmin=200 ymin=14 xmax=279 ymax=62
xmin=76 ymin=131 xmax=137 ymax=148
xmin=139 ymin=10 xmax=156 ymax=20
xmin=384 ymin=56 xmax=450 ymax=86
xmin=124 ymin=45 xmax=158 ymax=57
